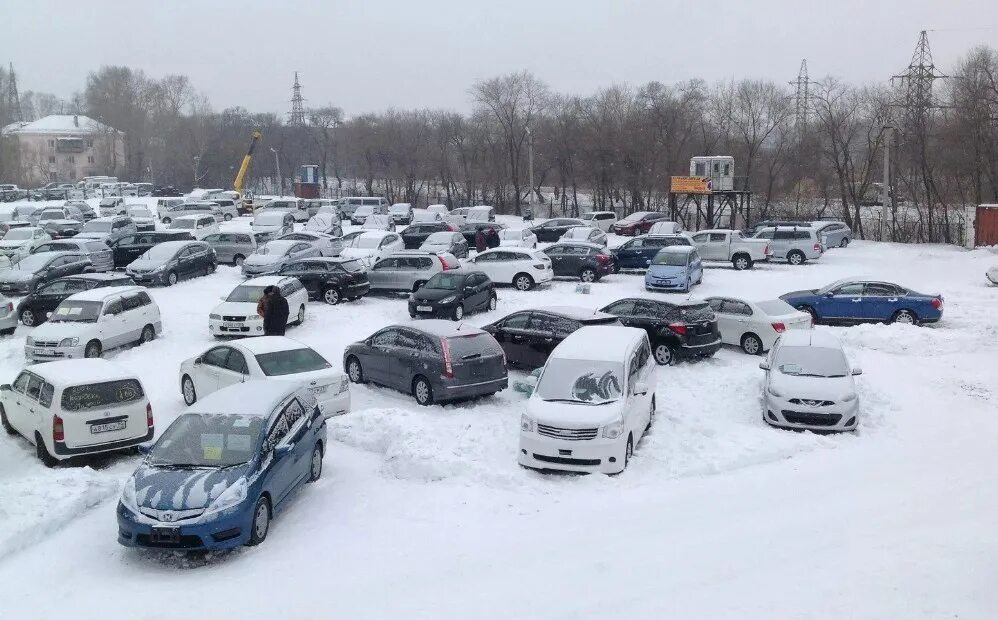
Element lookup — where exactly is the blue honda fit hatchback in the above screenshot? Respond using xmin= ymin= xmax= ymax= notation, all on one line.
xmin=644 ymin=246 xmax=703 ymax=293
xmin=117 ymin=381 xmax=327 ymax=551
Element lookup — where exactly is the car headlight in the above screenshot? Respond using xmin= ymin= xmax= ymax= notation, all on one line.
xmin=841 ymin=392 xmax=857 ymax=402
xmin=204 ymin=477 xmax=248 ymax=516
xmin=248 ymin=314 xmax=262 ymax=321
xmin=767 ymin=384 xmax=783 ymax=397
xmin=408 ymin=293 xmax=416 ymax=302
xmin=602 ymin=420 xmax=624 ymax=439
xmin=152 ymin=265 xmax=166 ymax=273
xmin=59 ymin=337 xmax=79 ymax=347
xmin=439 ymin=295 xmax=458 ymax=304
xmin=209 ymin=313 xmax=221 ymax=320
xmin=120 ymin=477 xmax=139 ymax=514
xmin=25 ymin=336 xmax=34 ymax=346
xmin=520 ymin=414 xmax=535 ymax=433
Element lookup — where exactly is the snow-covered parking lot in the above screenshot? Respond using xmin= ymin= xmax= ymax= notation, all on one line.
xmin=1 ymin=201 xmax=997 ymax=618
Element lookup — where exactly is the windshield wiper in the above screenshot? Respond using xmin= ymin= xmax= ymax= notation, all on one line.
xmin=148 ymin=462 xmax=213 ymax=469
xmin=540 ymin=398 xmax=612 ymax=406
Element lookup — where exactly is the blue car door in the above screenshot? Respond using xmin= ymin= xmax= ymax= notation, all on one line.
xmin=615 ymin=239 xmax=643 ymax=269
xmin=861 ymin=282 xmax=902 ymax=321
xmin=260 ymin=407 xmax=296 ymax=506
xmin=822 ymin=282 xmax=866 ymax=320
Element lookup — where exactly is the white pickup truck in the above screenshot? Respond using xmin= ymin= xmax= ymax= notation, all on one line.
xmin=690 ymin=229 xmax=772 ymax=270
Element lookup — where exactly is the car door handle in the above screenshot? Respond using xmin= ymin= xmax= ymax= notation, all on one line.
xmin=851 ymin=298 xmax=862 ymax=302
xmin=887 ymin=298 xmax=898 ymax=302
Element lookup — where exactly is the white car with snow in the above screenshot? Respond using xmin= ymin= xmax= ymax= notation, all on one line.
xmin=360 ymin=214 xmax=395 ymax=232
xmin=179 ymin=336 xmax=350 ymax=419
xmin=251 ymin=210 xmax=295 ymax=242
xmin=25 ymin=286 xmax=161 ymax=361
xmin=647 ymin=220 xmax=685 ymax=236
xmin=561 ymin=226 xmax=607 ymax=246
xmin=0 ymin=359 xmax=154 ymax=466
xmin=759 ymin=330 xmax=861 ymax=432
xmin=690 ymin=229 xmax=772 ymax=270
xmin=518 ymin=325 xmax=656 ymax=475
xmin=339 ymin=230 xmax=405 ymax=268
xmin=241 ymin=240 xmax=321 ymax=277
xmin=277 ymin=231 xmax=343 ymax=257
xmin=467 ymin=247 xmax=553 ymax=290
xmin=125 ymin=205 xmax=156 ymax=231
xmin=0 ymin=226 xmax=51 ymax=262
xmin=169 ymin=214 xmax=219 ymax=240
xmin=705 ymin=297 xmax=812 ymax=355
xmin=581 ymin=211 xmax=617 ymax=232
xmin=209 ymin=276 xmax=309 ymax=338
xmin=411 ymin=208 xmax=444 ymax=224
xmin=499 ymin=228 xmax=538 ymax=248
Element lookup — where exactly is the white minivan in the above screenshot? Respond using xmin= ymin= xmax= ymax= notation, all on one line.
xmin=518 ymin=325 xmax=656 ymax=475
xmin=0 ymin=359 xmax=154 ymax=466
xmin=169 ymin=214 xmax=220 ymax=240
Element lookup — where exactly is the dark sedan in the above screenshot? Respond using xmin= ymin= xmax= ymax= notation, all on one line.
xmin=402 ymin=222 xmax=456 ymax=249
xmin=343 ymin=321 xmax=507 ymax=406
xmin=279 ymin=256 xmax=370 ymax=304
xmin=408 ymin=270 xmax=497 ymax=321
xmin=529 ymin=218 xmax=586 ymax=242
xmin=600 ymin=297 xmax=721 ymax=365
xmin=108 ymin=231 xmax=195 ymax=269
xmin=612 ymin=234 xmax=692 ymax=270
xmin=125 ymin=240 xmax=217 ymax=286
xmin=0 ymin=251 xmax=93 ymax=296
xmin=542 ymin=242 xmax=615 ymax=282
xmin=482 ymin=306 xmax=619 ymax=369
xmin=610 ymin=211 xmax=670 ymax=236
xmin=41 ymin=219 xmax=83 ymax=239
xmin=780 ymin=279 xmax=943 ymax=325
xmin=15 ymin=272 xmax=134 ymax=326
xmin=151 ymin=186 xmax=183 ymax=197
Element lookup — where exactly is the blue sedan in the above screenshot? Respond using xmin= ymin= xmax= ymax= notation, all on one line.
xmin=117 ymin=381 xmax=326 ymax=551
xmin=780 ymin=279 xmax=943 ymax=325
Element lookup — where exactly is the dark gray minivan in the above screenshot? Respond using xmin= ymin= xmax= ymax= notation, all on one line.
xmin=343 ymin=320 xmax=507 ymax=406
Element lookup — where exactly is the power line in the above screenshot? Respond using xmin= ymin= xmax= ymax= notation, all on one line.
xmin=7 ymin=62 xmax=23 ymax=124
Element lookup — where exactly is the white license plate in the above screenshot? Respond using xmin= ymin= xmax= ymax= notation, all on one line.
xmin=416 ymin=305 xmax=433 ymax=312
xmin=309 ymin=385 xmax=327 ymax=395
xmin=223 ymin=322 xmax=242 ymax=328
xmin=91 ymin=420 xmax=126 ymax=434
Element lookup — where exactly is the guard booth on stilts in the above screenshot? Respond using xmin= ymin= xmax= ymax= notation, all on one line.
xmin=669 ymin=156 xmax=752 ymax=230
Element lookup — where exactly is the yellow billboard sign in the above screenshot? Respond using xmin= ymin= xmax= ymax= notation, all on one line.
xmin=671 ymin=176 xmax=711 ymax=194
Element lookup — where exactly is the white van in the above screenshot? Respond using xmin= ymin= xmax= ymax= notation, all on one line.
xmin=0 ymin=359 xmax=154 ymax=466
xmin=262 ymin=198 xmax=309 ymax=222
xmin=341 ymin=197 xmax=389 ymax=220
xmin=170 ymin=214 xmax=220 ymax=240
xmin=467 ymin=205 xmax=496 ymax=222
xmin=252 ymin=211 xmax=295 ymax=241
xmin=518 ymin=325 xmax=656 ymax=474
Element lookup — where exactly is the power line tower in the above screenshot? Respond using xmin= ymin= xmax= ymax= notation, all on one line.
xmin=288 ymin=71 xmax=306 ymax=126
xmin=790 ymin=58 xmax=812 ymax=135
xmin=7 ymin=62 xmax=23 ymax=123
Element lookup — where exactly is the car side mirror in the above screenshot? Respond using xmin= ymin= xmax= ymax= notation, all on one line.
xmin=274 ymin=444 xmax=293 ymax=460
xmin=0 ymin=384 xmax=10 ymax=391
xmin=194 ymin=356 xmax=203 ymax=365
xmin=824 ymin=292 xmax=834 ymax=298
xmin=758 ymin=361 xmax=771 ymax=371
xmin=851 ymin=367 xmax=863 ymax=376
xmin=633 ymin=381 xmax=649 ymax=396
xmin=464 ymin=286 xmax=474 ymax=294
xmin=136 ymin=443 xmax=151 ymax=455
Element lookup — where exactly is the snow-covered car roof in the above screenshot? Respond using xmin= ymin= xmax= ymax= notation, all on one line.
xmin=26 ymin=358 xmax=139 ymax=386
xmin=242 ymin=275 xmax=293 ymax=287
xmin=547 ymin=241 xmax=604 ymax=251
xmin=777 ymin=329 xmax=842 ymax=349
xmin=182 ymin=380 xmax=307 ymax=418
xmin=532 ymin=306 xmax=616 ymax=321
xmin=173 ymin=213 xmax=214 ymax=221
xmin=410 ymin=319 xmax=486 ymax=338
xmin=65 ymin=285 xmax=144 ymax=302
xmin=550 ymin=326 xmax=647 ymax=361
xmin=233 ymin=336 xmax=310 ymax=355
xmin=658 ymin=245 xmax=697 ymax=254
xmin=260 ymin=240 xmax=300 ymax=253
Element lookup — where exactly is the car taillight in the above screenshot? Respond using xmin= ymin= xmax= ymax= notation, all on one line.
xmin=931 ymin=297 xmax=942 ymax=310
xmin=764 ymin=244 xmax=770 ymax=255
xmin=437 ymin=255 xmax=449 ymax=270
xmin=533 ymin=263 xmax=546 ymax=270
xmin=146 ymin=402 xmax=154 ymax=428
xmin=771 ymin=322 xmax=786 ymax=333
xmin=668 ymin=322 xmax=687 ymax=336
xmin=440 ymin=338 xmax=454 ymax=378
xmin=596 ymin=254 xmax=611 ymax=264
xmin=53 ymin=414 xmax=64 ymax=442
xmin=5 ymin=302 xmax=11 ymax=313
xmin=813 ymin=243 xmax=821 ymax=252
xmin=447 ymin=224 xmax=456 ymax=231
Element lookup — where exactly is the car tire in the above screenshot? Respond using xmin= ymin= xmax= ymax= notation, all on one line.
xmin=323 ymin=287 xmax=341 ymax=305
xmin=19 ymin=308 xmax=36 ymax=326
xmin=652 ymin=342 xmax=675 ymax=365
xmin=488 ymin=294 xmax=497 ymax=311
xmin=579 ymin=268 xmax=597 ymax=283
xmin=741 ymin=333 xmax=763 ymax=355
xmin=346 ymin=356 xmax=365 ymax=383
xmin=787 ymin=251 xmax=805 ymax=265
xmin=139 ymin=324 xmax=155 ymax=344
xmin=796 ymin=305 xmax=817 ymax=322
xmin=513 ymin=273 xmax=534 ymax=291
xmin=233 ymin=255 xmax=245 ymax=266
xmin=840 ymin=238 xmax=850 ymax=248
xmin=891 ymin=309 xmax=918 ymax=325
xmin=35 ymin=432 xmax=57 ymax=467
xmin=167 ymin=271 xmax=178 ymax=286
xmin=732 ymin=254 xmax=752 ymax=270
xmin=413 ymin=376 xmax=434 ymax=406
xmin=224 ymin=214 xmax=233 ymax=221
xmin=295 ymin=305 xmax=305 ymax=325
xmin=181 ymin=374 xmax=197 ymax=405
xmin=452 ymin=304 xmax=464 ymax=321
xmin=624 ymin=435 xmax=633 ymax=470
xmin=246 ymin=496 xmax=271 ymax=546
xmin=646 ymin=396 xmax=656 ymax=432
xmin=308 ymin=443 xmax=323 ymax=482
xmin=84 ymin=340 xmax=102 ymax=358
xmin=0 ymin=405 xmax=14 ymax=435
xmin=162 ymin=217 xmax=171 ymax=225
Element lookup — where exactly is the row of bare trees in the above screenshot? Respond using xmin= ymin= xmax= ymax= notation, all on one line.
xmin=1 ymin=47 xmax=996 ymax=242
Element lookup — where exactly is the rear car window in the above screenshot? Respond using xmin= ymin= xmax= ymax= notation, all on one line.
xmin=678 ymin=303 xmax=714 ymax=322
xmin=61 ymin=379 xmax=144 ymax=411
xmin=444 ymin=333 xmax=503 ymax=359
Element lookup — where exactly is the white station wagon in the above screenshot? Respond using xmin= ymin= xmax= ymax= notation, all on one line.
xmin=0 ymin=359 xmax=154 ymax=466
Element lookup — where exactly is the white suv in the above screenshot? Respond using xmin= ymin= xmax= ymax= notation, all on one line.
xmin=753 ymin=226 xmax=823 ymax=265
xmin=209 ymin=276 xmax=309 ymax=338
xmin=467 ymin=248 xmax=553 ymax=291
xmin=25 ymin=286 xmax=161 ymax=361
xmin=518 ymin=325 xmax=656 ymax=474
xmin=0 ymin=359 xmax=154 ymax=466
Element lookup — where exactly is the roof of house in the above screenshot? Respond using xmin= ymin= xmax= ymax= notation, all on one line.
xmin=2 ymin=115 xmax=119 ymax=136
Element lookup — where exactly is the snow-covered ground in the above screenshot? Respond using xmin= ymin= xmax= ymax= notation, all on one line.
xmin=1 ymin=198 xmax=997 ymax=618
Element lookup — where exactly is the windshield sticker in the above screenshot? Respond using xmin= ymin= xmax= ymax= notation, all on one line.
xmin=779 ymin=364 xmax=802 ymax=375
xmin=201 ymin=433 xmax=224 ymax=460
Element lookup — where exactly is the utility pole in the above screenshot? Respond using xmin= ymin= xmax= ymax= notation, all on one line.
xmin=193 ymin=155 xmax=200 ymax=188
xmin=526 ymin=125 xmax=534 ymax=209
xmin=288 ymin=72 xmax=306 ymax=127
xmin=270 ymin=147 xmax=281 ymax=195
xmin=882 ymin=126 xmax=891 ymax=210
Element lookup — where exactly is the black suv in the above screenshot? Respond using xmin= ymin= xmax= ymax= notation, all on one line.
xmin=542 ymin=242 xmax=615 ymax=282
xmin=408 ymin=270 xmax=496 ymax=321
xmin=482 ymin=306 xmax=619 ymax=369
xmin=15 ymin=272 xmax=135 ymax=326
xmin=108 ymin=231 xmax=196 ymax=268
xmin=529 ymin=218 xmax=587 ymax=242
xmin=402 ymin=222 xmax=455 ymax=249
xmin=278 ymin=256 xmax=370 ymax=305
xmin=600 ymin=297 xmax=721 ymax=365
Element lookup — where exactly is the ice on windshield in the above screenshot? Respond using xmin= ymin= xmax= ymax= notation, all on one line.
xmin=50 ymin=300 xmax=103 ymax=323
xmin=83 ymin=221 xmax=112 ymax=232
xmin=139 ymin=244 xmax=181 ymax=261
xmin=775 ymin=346 xmax=849 ymax=378
xmin=13 ymin=253 xmax=53 ymax=271
xmin=150 ymin=413 xmax=264 ymax=467
xmin=255 ymin=348 xmax=330 ymax=376
xmin=535 ymin=359 xmax=623 ymax=404
xmin=355 ymin=236 xmax=382 ymax=249
xmin=424 ymin=273 xmax=466 ymax=290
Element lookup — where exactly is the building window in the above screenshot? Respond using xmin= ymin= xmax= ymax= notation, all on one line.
xmin=87 ymin=156 xmax=95 ymax=164
xmin=48 ymin=156 xmax=56 ymax=164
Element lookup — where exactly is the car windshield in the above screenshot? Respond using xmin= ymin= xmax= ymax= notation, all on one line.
xmin=50 ymin=300 xmax=103 ymax=323
xmin=127 ymin=208 xmax=152 ymax=217
xmin=83 ymin=221 xmax=112 ymax=232
xmin=424 ymin=232 xmax=452 ymax=244
xmin=355 ymin=206 xmax=373 ymax=216
xmin=255 ymin=348 xmax=331 ymax=376
xmin=535 ymin=359 xmax=624 ymax=405
xmin=3 ymin=229 xmax=33 ymax=241
xmin=500 ymin=230 xmax=523 ymax=240
xmin=138 ymin=244 xmax=179 ymax=261
xmin=13 ymin=253 xmax=53 ymax=271
xmin=757 ymin=299 xmax=797 ymax=315
xmin=355 ymin=236 xmax=383 ymax=249
xmin=653 ymin=252 xmax=689 ymax=266
xmin=254 ymin=214 xmax=285 ymax=225
xmin=816 ymin=279 xmax=853 ymax=294
xmin=618 ymin=213 xmax=646 ymax=224
xmin=564 ymin=228 xmax=588 ymax=238
xmin=226 ymin=285 xmax=267 ymax=303
xmin=423 ymin=273 xmax=466 ymax=290
xmin=149 ymin=413 xmax=264 ymax=468
xmin=39 ymin=211 xmax=63 ymax=220
xmin=774 ymin=345 xmax=849 ymax=378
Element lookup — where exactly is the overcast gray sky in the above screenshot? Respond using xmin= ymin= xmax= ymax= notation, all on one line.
xmin=7 ymin=0 xmax=998 ymax=117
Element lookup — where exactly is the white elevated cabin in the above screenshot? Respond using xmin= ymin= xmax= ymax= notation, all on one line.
xmin=690 ymin=156 xmax=735 ymax=192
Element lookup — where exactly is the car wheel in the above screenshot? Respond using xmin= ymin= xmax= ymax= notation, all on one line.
xmin=162 ymin=217 xmax=171 ymax=225
xmin=224 ymin=214 xmax=233 ymax=221
xmin=308 ymin=443 xmax=323 ymax=482
xmin=514 ymin=273 xmax=534 ymax=291
xmin=413 ymin=376 xmax=434 ymax=406
xmin=246 ymin=496 xmax=271 ymax=546
xmin=732 ymin=255 xmax=751 ymax=270
xmin=891 ymin=309 xmax=917 ymax=325
xmin=796 ymin=305 xmax=817 ymax=322
xmin=84 ymin=340 xmax=102 ymax=358
xmin=323 ymin=287 xmax=341 ymax=305
xmin=645 ymin=396 xmax=656 ymax=431
xmin=0 ymin=405 xmax=14 ymax=435
xmin=296 ymin=305 xmax=306 ymax=325
xmin=233 ymin=255 xmax=245 ymax=266
xmin=488 ymin=294 xmax=497 ymax=311
xmin=20 ymin=308 xmax=35 ymax=326
xmin=167 ymin=271 xmax=178 ymax=285
xmin=840 ymin=238 xmax=850 ymax=248
xmin=741 ymin=333 xmax=763 ymax=355
xmin=139 ymin=324 xmax=155 ymax=344
xmin=653 ymin=342 xmax=675 ymax=365
xmin=624 ymin=435 xmax=633 ymax=470
xmin=181 ymin=375 xmax=197 ymax=405
xmin=35 ymin=432 xmax=57 ymax=468
xmin=452 ymin=304 xmax=464 ymax=321
xmin=787 ymin=251 xmax=805 ymax=265
xmin=580 ymin=268 xmax=597 ymax=283
xmin=346 ymin=356 xmax=365 ymax=383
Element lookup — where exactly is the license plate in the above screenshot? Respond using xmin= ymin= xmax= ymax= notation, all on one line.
xmin=223 ymin=322 xmax=242 ymax=328
xmin=91 ymin=420 xmax=126 ymax=434
xmin=416 ymin=305 xmax=433 ymax=312
xmin=151 ymin=526 xmax=180 ymax=544
xmin=309 ymin=385 xmax=327 ymax=395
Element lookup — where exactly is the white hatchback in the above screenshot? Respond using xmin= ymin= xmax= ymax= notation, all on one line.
xmin=467 ymin=247 xmax=553 ymax=291
xmin=209 ymin=276 xmax=309 ymax=338
xmin=498 ymin=228 xmax=538 ymax=248
xmin=705 ymin=297 xmax=812 ymax=355
xmin=179 ymin=336 xmax=350 ymax=419
xmin=169 ymin=214 xmax=219 ymax=240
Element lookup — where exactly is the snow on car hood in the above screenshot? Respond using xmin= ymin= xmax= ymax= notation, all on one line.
xmin=0 ymin=240 xmax=29 ymax=250
xmin=213 ymin=301 xmax=260 ymax=316
xmin=0 ymin=269 xmax=35 ymax=282
xmin=526 ymin=397 xmax=622 ymax=428
xmin=243 ymin=252 xmax=283 ymax=266
xmin=131 ymin=461 xmax=252 ymax=510
xmin=769 ymin=372 xmax=855 ymax=401
xmin=30 ymin=320 xmax=94 ymax=341
xmin=127 ymin=258 xmax=166 ymax=272
xmin=647 ymin=264 xmax=687 ymax=278
xmin=339 ymin=247 xmax=377 ymax=266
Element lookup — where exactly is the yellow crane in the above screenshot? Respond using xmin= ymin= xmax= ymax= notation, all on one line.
xmin=234 ymin=131 xmax=262 ymax=212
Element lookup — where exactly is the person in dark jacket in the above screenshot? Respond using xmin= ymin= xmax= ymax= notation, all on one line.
xmin=485 ymin=226 xmax=500 ymax=249
xmin=475 ymin=228 xmax=487 ymax=253
xmin=263 ymin=287 xmax=290 ymax=336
